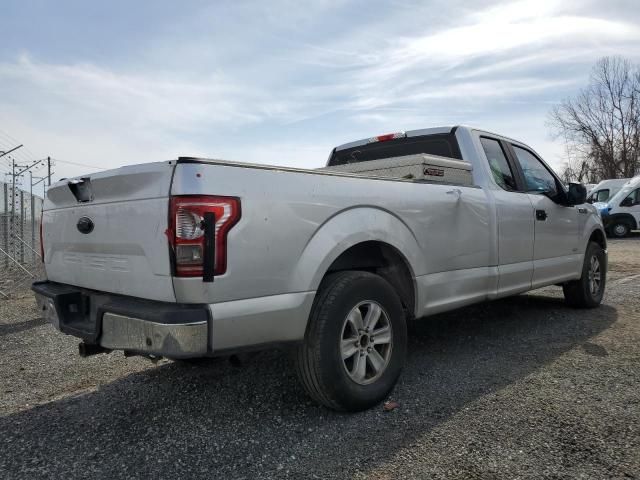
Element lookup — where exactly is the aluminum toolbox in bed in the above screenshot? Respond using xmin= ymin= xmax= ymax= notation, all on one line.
xmin=322 ymin=153 xmax=474 ymax=186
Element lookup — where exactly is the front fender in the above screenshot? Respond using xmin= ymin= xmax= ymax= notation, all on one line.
xmin=581 ymin=208 xmax=607 ymax=250
xmin=289 ymin=206 xmax=422 ymax=294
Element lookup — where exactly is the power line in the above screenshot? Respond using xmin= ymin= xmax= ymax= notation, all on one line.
xmin=0 ymin=130 xmax=38 ymax=160
xmin=0 ymin=144 xmax=23 ymax=159
xmin=49 ymin=157 xmax=105 ymax=171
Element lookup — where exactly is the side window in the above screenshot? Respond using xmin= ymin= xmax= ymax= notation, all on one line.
xmin=623 ymin=189 xmax=640 ymax=206
xmin=512 ymin=146 xmax=558 ymax=197
xmin=480 ymin=137 xmax=517 ymax=191
xmin=595 ymin=189 xmax=610 ymax=202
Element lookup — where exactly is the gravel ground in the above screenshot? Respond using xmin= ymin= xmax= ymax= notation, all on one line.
xmin=1 ymin=237 xmax=639 ymax=479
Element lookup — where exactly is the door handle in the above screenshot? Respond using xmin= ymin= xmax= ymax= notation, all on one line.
xmin=536 ymin=209 xmax=547 ymax=221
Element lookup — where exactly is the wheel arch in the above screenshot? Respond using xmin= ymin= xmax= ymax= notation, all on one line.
xmin=608 ymin=213 xmax=637 ymax=230
xmin=322 ymin=240 xmax=417 ymax=320
xmin=289 ymin=207 xmax=422 ymax=317
xmin=587 ymin=228 xmax=607 ymax=250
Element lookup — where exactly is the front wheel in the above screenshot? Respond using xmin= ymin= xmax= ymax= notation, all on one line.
xmin=295 ymin=271 xmax=407 ymax=411
xmin=608 ymin=222 xmax=630 ymax=238
xmin=563 ymin=241 xmax=606 ymax=308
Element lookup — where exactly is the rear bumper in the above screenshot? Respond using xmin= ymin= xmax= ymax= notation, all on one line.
xmin=32 ymin=281 xmax=209 ymax=358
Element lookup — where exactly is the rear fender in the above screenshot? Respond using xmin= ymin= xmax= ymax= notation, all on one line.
xmin=289 ymin=207 xmax=422 ymax=310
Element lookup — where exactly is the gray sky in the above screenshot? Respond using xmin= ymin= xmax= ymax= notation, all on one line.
xmin=1 ymin=0 xmax=639 ymax=185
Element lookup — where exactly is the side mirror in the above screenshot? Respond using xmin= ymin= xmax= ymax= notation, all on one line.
xmin=567 ymin=183 xmax=587 ymax=206
xmin=620 ymin=197 xmax=633 ymax=207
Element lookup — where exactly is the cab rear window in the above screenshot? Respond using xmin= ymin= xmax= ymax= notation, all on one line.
xmin=328 ymin=133 xmax=462 ymax=167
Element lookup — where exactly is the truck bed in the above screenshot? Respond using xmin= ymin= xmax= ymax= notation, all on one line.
xmin=43 ymin=157 xmax=491 ymax=308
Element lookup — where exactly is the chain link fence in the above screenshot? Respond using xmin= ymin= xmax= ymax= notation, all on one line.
xmin=0 ymin=181 xmax=45 ymax=299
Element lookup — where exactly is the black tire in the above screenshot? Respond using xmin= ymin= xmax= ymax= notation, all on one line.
xmin=563 ymin=241 xmax=606 ymax=308
xmin=608 ymin=221 xmax=630 ymax=238
xmin=295 ymin=271 xmax=407 ymax=412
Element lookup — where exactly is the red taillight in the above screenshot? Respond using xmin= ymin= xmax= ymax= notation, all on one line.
xmin=369 ymin=132 xmax=406 ymax=143
xmin=169 ymin=195 xmax=241 ymax=277
xmin=39 ymin=213 xmax=44 ymax=263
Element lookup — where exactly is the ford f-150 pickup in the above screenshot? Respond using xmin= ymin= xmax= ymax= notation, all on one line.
xmin=32 ymin=126 xmax=607 ymax=411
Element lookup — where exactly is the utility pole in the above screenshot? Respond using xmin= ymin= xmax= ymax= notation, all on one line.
xmin=11 ymin=159 xmax=16 ymax=251
xmin=2 ymin=182 xmax=7 ymax=269
xmin=19 ymin=189 xmax=24 ymax=262
xmin=11 ymin=158 xmax=44 ymax=259
xmin=47 ymin=156 xmax=51 ymax=186
xmin=30 ymin=171 xmax=34 ymax=263
xmin=1 ymin=147 xmax=44 ymax=267
xmin=32 ymin=174 xmax=48 ymax=198
xmin=0 ymin=147 xmax=24 ymax=254
xmin=29 ymin=171 xmax=43 ymax=263
xmin=30 ymin=172 xmax=46 ymax=194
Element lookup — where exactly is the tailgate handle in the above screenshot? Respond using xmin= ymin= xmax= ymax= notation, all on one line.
xmin=202 ymin=212 xmax=216 ymax=283
xmin=68 ymin=177 xmax=94 ymax=203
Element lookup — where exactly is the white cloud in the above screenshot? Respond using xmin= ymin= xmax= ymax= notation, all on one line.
xmin=338 ymin=0 xmax=640 ymax=99
xmin=0 ymin=55 xmax=278 ymax=131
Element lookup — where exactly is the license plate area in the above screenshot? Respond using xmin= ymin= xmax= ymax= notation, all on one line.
xmin=54 ymin=291 xmax=94 ymax=335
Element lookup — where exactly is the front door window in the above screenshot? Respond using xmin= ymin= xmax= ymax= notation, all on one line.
xmin=512 ymin=146 xmax=558 ymax=197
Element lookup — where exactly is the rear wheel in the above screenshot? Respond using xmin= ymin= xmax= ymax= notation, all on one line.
xmin=295 ymin=271 xmax=407 ymax=411
xmin=563 ymin=241 xmax=606 ymax=308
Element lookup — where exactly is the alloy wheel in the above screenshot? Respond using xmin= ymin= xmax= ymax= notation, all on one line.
xmin=340 ymin=301 xmax=393 ymax=385
xmin=588 ymin=255 xmax=602 ymax=296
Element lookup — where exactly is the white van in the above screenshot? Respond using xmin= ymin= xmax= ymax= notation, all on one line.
xmin=587 ymin=178 xmax=631 ymax=204
xmin=601 ymin=176 xmax=640 ymax=237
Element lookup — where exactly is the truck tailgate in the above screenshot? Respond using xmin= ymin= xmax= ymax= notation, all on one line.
xmin=42 ymin=162 xmax=176 ymax=302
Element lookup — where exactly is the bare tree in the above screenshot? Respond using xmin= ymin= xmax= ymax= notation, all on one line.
xmin=550 ymin=57 xmax=640 ymax=182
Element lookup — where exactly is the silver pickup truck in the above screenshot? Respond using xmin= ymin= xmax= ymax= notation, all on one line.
xmin=33 ymin=126 xmax=607 ymax=411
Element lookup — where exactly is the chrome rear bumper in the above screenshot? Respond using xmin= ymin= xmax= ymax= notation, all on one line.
xmin=100 ymin=313 xmax=208 ymax=357
xmin=33 ymin=281 xmax=210 ymax=358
